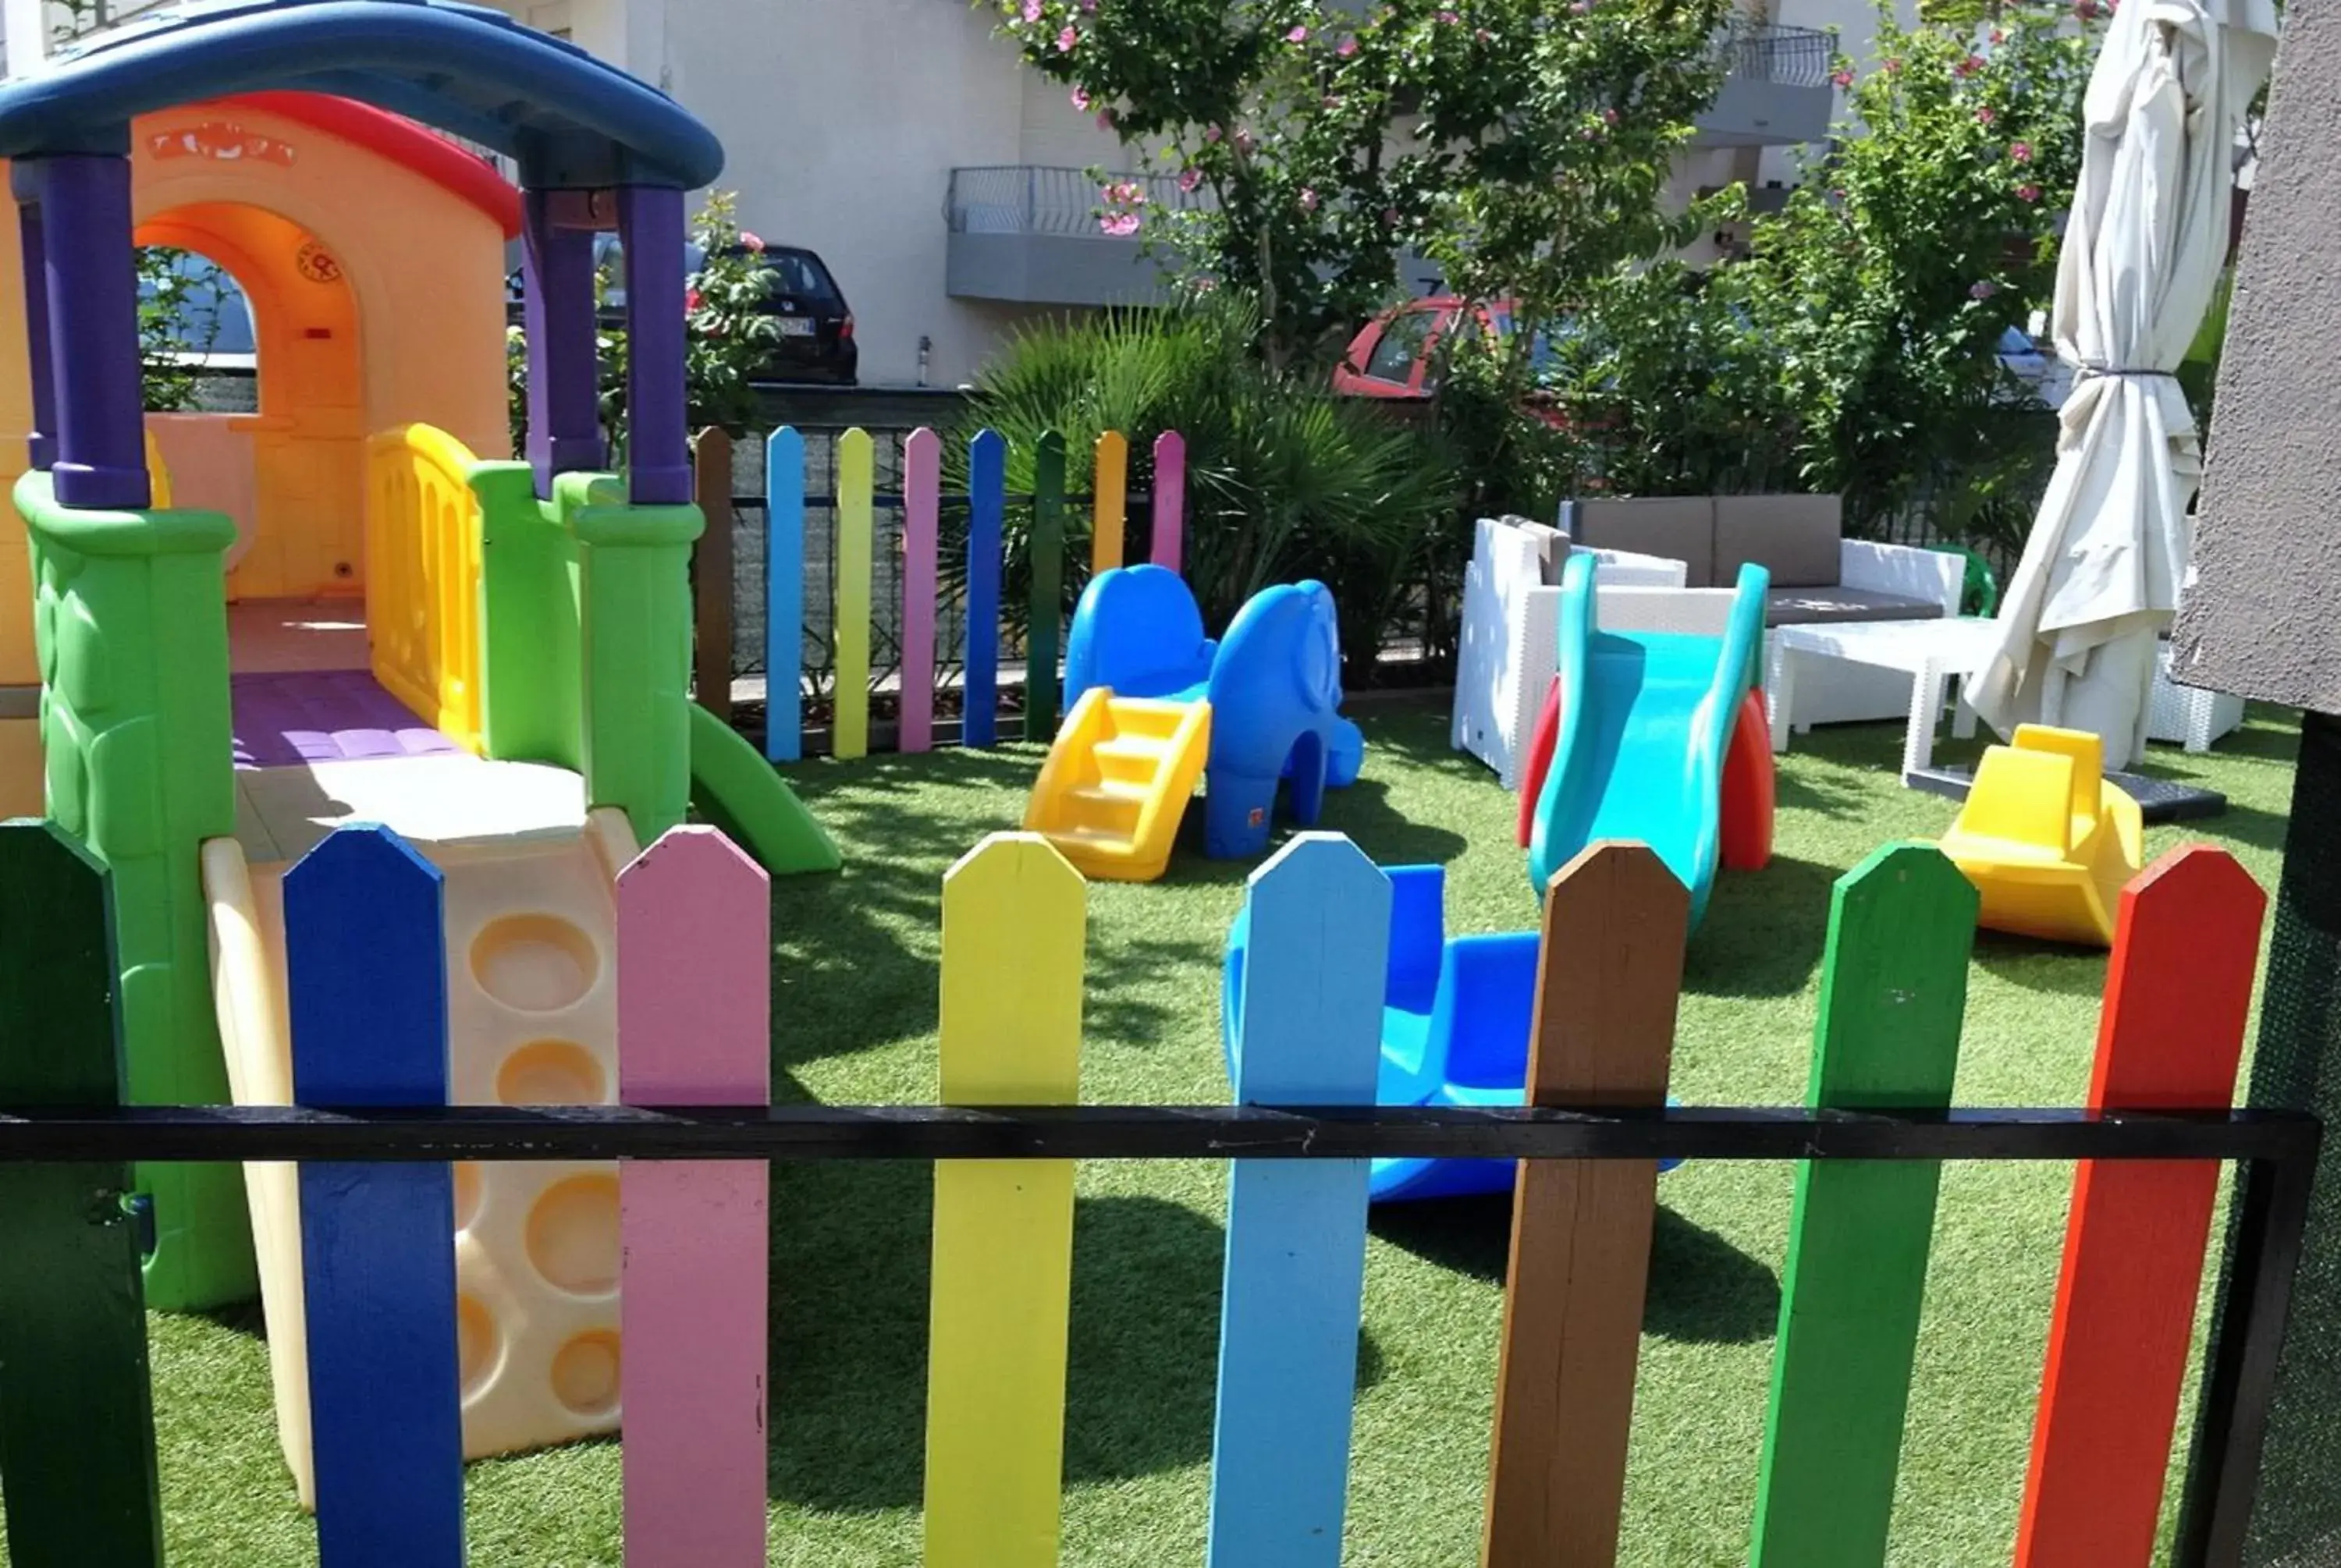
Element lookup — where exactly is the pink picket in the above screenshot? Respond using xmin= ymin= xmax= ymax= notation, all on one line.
xmin=901 ymin=428 xmax=941 ymax=753
xmin=1153 ymin=431 xmax=1186 ymax=574
xmin=617 ymin=825 xmax=773 ymax=1568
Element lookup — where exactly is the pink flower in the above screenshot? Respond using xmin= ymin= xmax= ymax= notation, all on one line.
xmin=1381 ymin=206 xmax=1400 ymax=225
xmin=1885 ymin=56 xmax=1902 ymax=73
xmin=1955 ymin=53 xmax=1984 ymax=77
xmin=2074 ymin=0 xmax=2100 ymax=16
xmin=1298 ymin=187 xmax=1319 ymax=210
xmin=1057 ymin=24 xmax=1077 ymax=50
xmin=1990 ymin=27 xmax=2006 ymax=43
xmin=684 ymin=287 xmax=703 ymax=312
xmin=1100 ymin=211 xmax=1140 ymax=237
xmin=1601 ymin=107 xmax=1619 ymax=126
xmin=1286 ymin=23 xmax=1308 ymax=41
xmin=1021 ymin=0 xmax=1040 ymax=20
xmin=1437 ymin=8 xmax=1459 ymax=23
xmin=1097 ymin=109 xmax=1116 ymax=130
xmin=1569 ymin=0 xmax=1590 ymax=11
xmin=1235 ymin=129 xmax=1256 ymax=153
xmin=1204 ymin=124 xmax=1223 ymax=143
xmin=1081 ymin=0 xmax=1096 ymax=9
xmin=1323 ymin=94 xmax=1341 ymax=108
xmin=1071 ymin=86 xmax=1091 ymax=111
xmin=1178 ymin=167 xmax=1202 ymax=193
xmin=1975 ymin=105 xmax=1995 ymax=125
xmin=739 ymin=230 xmax=765 ymax=253
xmin=2017 ymin=183 xmax=2041 ymax=202
xmin=2009 ymin=140 xmax=2034 ymax=162
xmin=1828 ymin=187 xmax=1845 ymax=201
xmin=1830 ymin=67 xmax=1854 ymax=87
xmin=1970 ymin=279 xmax=1998 ymax=300
xmin=1336 ymin=35 xmax=1358 ymax=56
xmin=1475 ymin=27 xmax=1492 ymax=41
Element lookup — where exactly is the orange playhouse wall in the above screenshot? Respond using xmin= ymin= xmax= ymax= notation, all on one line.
xmin=0 ymin=95 xmax=514 ymax=690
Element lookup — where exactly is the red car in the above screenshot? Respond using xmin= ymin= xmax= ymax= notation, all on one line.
xmin=1334 ymin=296 xmax=1572 ymax=427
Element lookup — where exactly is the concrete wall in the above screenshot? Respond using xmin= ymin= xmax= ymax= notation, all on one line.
xmin=517 ymin=0 xmax=1130 ymax=387
xmin=2172 ymin=5 xmax=2341 ymax=715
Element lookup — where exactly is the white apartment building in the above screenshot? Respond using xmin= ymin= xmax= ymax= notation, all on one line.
xmin=5 ymin=0 xmax=1906 ymax=387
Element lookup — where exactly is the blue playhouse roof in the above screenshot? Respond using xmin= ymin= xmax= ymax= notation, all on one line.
xmin=0 ymin=0 xmax=723 ymax=190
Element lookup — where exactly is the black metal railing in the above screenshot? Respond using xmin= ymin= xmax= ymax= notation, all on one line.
xmin=1717 ymin=21 xmax=1835 ymax=89
xmin=0 ymin=1097 xmax=2314 ymax=1562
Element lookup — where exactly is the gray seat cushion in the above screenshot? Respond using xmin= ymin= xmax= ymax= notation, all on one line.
xmin=1765 ymin=587 xmax=1947 ymax=626
xmin=1715 ymin=495 xmax=1843 ymax=589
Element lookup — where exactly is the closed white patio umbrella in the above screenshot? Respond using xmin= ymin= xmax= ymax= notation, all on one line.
xmin=1966 ymin=0 xmax=2280 ymax=769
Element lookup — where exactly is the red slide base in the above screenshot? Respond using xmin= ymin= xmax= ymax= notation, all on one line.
xmin=1720 ymin=688 xmax=1774 ymax=872
xmin=1516 ymin=676 xmax=1563 ymax=850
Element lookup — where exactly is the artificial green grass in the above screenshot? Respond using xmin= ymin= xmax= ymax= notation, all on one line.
xmin=34 ymin=701 xmax=2304 ymax=1566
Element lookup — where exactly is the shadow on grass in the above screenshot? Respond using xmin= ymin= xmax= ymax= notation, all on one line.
xmin=767 ymin=1164 xmax=1371 ymax=1510
xmin=1369 ymin=1194 xmax=1777 ymax=1344
xmin=1686 ymin=854 xmax=1841 ymax=999
xmin=1970 ymin=929 xmax=2111 ymax=997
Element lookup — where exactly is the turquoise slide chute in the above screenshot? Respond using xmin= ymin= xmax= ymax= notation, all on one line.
xmin=1526 ymin=554 xmax=1769 ymax=927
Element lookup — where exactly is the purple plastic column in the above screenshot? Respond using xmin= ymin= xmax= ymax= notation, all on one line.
xmin=13 ymin=191 xmax=55 ymax=474
xmin=522 ymin=186 xmax=604 ymax=498
xmin=617 ymin=186 xmax=690 ymax=506
xmin=32 ymin=157 xmax=147 ymax=509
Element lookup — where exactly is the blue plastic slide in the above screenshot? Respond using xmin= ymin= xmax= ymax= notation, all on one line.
xmin=1527 ymin=553 xmax=1769 ymax=927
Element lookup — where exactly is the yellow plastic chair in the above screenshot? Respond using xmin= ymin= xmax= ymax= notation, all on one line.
xmin=1938 ymin=724 xmax=2144 ymax=947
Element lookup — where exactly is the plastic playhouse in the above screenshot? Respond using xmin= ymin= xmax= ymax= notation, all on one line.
xmin=0 ymin=0 xmax=836 ymax=1489
xmin=1939 ymin=723 xmax=2144 ymax=947
xmin=1224 ymin=553 xmax=1771 ymax=1201
xmin=1025 ymin=563 xmax=1363 ymax=881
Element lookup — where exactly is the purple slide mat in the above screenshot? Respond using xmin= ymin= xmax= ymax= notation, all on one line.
xmin=232 ymin=669 xmax=460 ymax=770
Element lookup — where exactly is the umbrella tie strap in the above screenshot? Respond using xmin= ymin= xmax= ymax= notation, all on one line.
xmin=2075 ymin=362 xmax=2178 ymax=380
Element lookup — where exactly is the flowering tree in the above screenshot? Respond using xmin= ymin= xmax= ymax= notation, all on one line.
xmin=1733 ymin=0 xmax=2100 ymax=531
xmin=507 ymin=189 xmax=785 ymax=454
xmin=996 ymin=0 xmax=1734 ymax=370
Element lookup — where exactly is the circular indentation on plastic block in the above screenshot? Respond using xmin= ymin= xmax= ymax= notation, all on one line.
xmin=525 ymin=1173 xmax=620 ymax=1296
xmin=452 ymin=1162 xmax=484 ymax=1231
xmin=456 ymin=1294 xmax=502 ymax=1401
xmin=550 ymin=1330 xmax=621 ymax=1420
xmin=469 ymin=914 xmax=600 ymax=1013
xmin=496 ymin=1038 xmax=606 ymax=1106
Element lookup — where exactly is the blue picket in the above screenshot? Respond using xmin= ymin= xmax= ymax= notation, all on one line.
xmin=286 ymin=825 xmax=463 ymax=1568
xmin=963 ymin=428 xmax=1006 ymax=749
xmin=1210 ymin=833 xmax=1391 ymax=1568
xmin=766 ymin=426 xmax=807 ymax=763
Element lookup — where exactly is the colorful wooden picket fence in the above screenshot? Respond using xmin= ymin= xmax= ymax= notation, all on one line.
xmin=753 ymin=425 xmax=1188 ymax=764
xmin=0 ymin=824 xmax=2275 ymax=1567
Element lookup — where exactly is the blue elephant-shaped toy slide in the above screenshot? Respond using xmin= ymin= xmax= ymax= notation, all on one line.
xmin=1022 ymin=566 xmax=1364 ymax=882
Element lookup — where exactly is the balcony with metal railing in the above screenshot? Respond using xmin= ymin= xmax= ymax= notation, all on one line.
xmin=944 ymin=165 xmax=1213 ymax=307
xmin=1695 ymin=21 xmax=1835 ymax=147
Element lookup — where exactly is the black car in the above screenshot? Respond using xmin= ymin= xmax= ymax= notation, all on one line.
xmin=504 ymin=234 xmax=857 ymax=386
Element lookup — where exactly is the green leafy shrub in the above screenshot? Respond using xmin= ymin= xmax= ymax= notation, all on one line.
xmin=952 ymin=302 xmax=1461 ymax=681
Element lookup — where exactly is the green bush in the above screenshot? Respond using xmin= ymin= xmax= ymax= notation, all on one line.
xmin=953 ymin=303 xmax=1461 ymax=683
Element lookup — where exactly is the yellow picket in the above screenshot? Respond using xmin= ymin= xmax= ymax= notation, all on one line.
xmin=1092 ymin=430 xmax=1128 ymax=574
xmin=925 ymin=834 xmax=1086 ymax=1568
xmin=833 ymin=428 xmax=874 ymax=759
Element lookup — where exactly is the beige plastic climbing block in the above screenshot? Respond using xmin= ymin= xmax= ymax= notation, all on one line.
xmin=208 ymin=756 xmax=638 ymax=1505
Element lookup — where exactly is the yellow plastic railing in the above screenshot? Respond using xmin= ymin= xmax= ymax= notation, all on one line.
xmin=364 ymin=424 xmax=485 ymax=754
xmin=144 ymin=426 xmax=172 ymax=509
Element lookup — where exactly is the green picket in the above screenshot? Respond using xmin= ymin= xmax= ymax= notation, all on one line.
xmin=1750 ymin=841 xmax=1978 ymax=1568
xmin=0 ymin=820 xmax=164 ymax=1566
xmin=1027 ymin=431 xmax=1067 ymax=742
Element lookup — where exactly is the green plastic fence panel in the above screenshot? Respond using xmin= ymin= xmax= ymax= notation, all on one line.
xmin=1028 ymin=432 xmax=1065 ymax=742
xmin=472 ymin=459 xmax=583 ymax=771
xmin=557 ymin=472 xmax=702 ymax=845
xmin=1750 ymin=842 xmax=1978 ymax=1568
xmin=0 ymin=821 xmax=163 ymax=1566
xmin=14 ymin=470 xmax=254 ymax=1311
